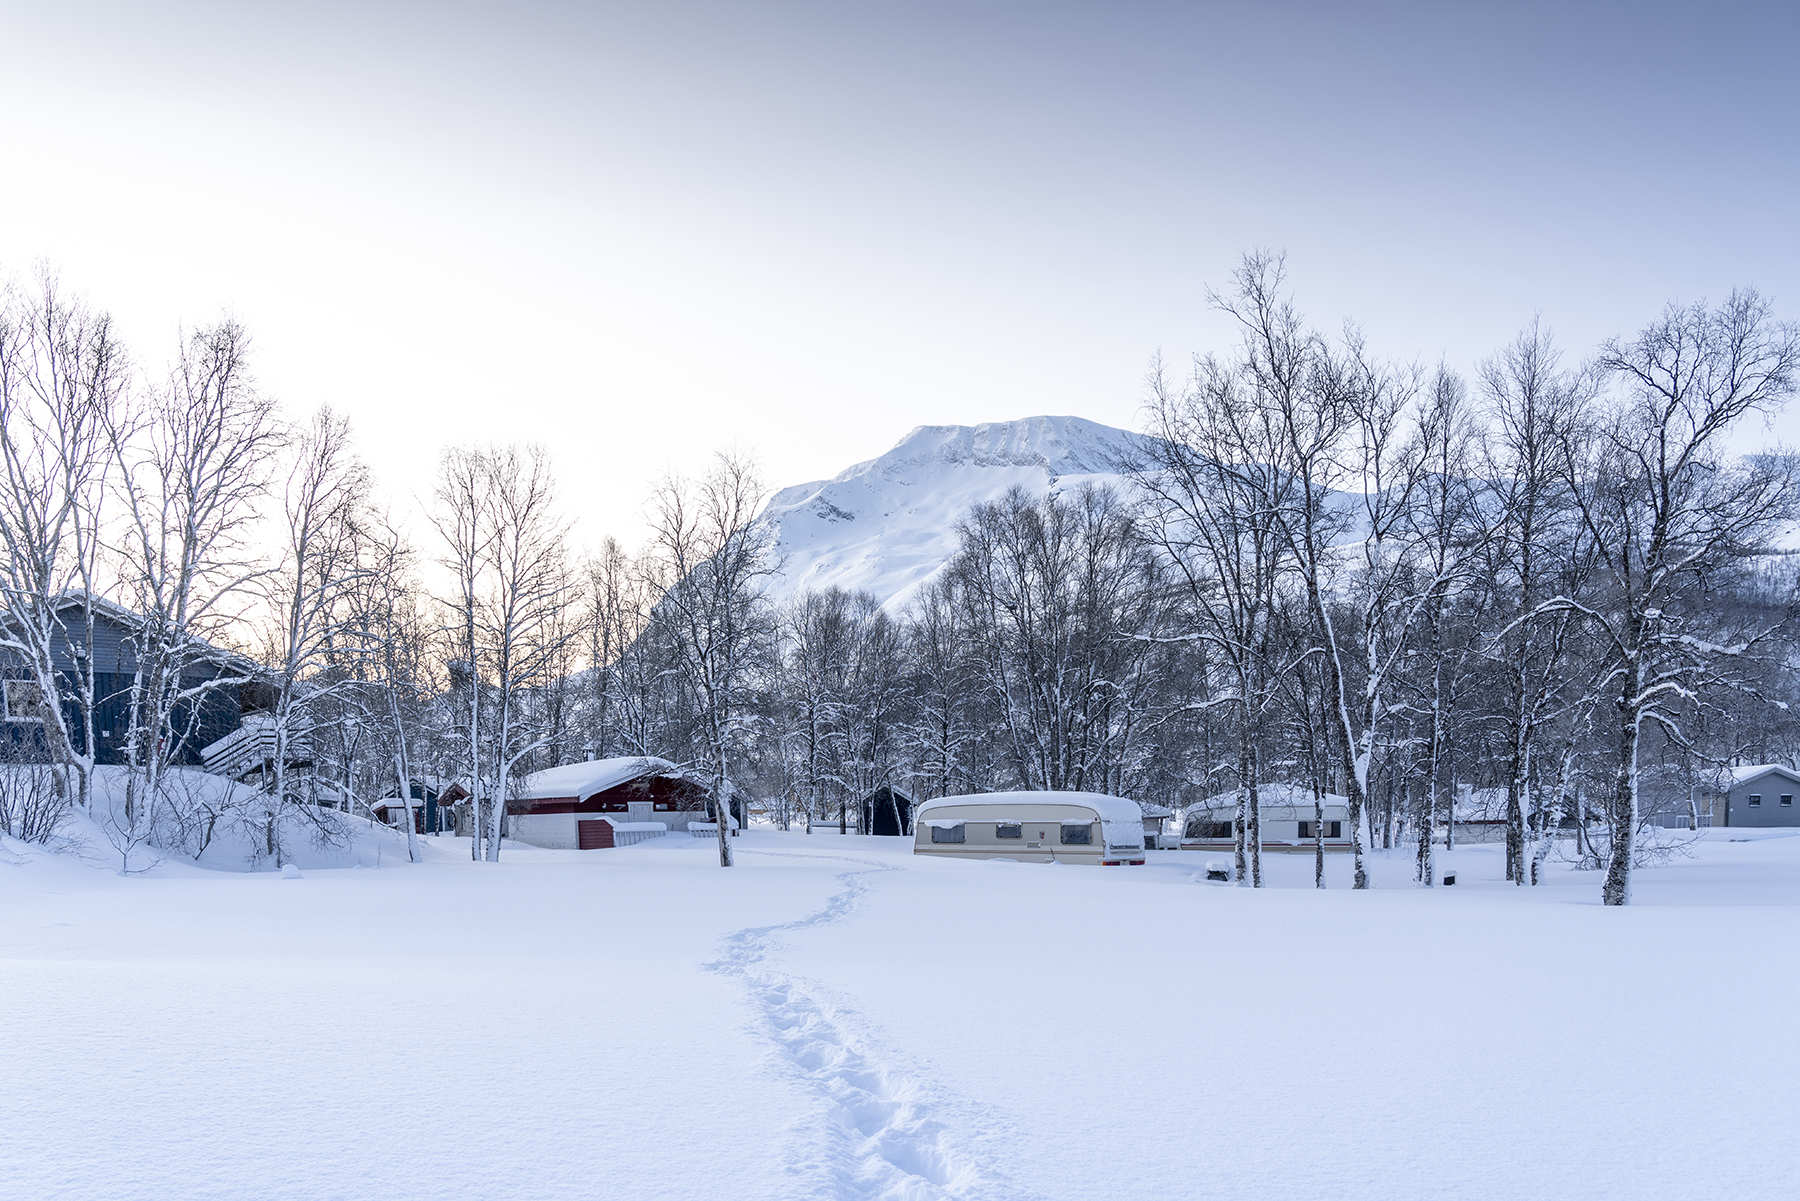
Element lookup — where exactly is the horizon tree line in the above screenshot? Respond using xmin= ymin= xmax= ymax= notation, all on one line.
xmin=0 ymin=255 xmax=1795 ymax=906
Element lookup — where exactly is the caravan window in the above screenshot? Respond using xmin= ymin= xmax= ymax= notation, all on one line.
xmin=930 ymin=824 xmax=965 ymax=844
xmin=1060 ymin=823 xmax=1093 ymax=845
xmin=996 ymin=823 xmax=1022 ymax=839
xmin=1298 ymin=821 xmax=1342 ymax=839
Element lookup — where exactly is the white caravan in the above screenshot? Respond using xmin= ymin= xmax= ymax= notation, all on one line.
xmin=912 ymin=791 xmax=1149 ymax=866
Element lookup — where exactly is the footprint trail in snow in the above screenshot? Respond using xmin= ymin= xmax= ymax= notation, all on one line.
xmin=708 ymin=854 xmax=1040 ymax=1201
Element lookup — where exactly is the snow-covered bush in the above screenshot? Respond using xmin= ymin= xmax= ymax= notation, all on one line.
xmin=0 ymin=761 xmax=70 ymax=844
xmin=74 ymin=765 xmax=410 ymax=872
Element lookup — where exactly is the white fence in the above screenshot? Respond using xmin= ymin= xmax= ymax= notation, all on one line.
xmin=687 ymin=821 xmax=740 ymax=838
xmin=603 ymin=821 xmax=668 ymax=847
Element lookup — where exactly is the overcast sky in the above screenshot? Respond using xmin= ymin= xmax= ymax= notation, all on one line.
xmin=2 ymin=0 xmax=1795 ymax=549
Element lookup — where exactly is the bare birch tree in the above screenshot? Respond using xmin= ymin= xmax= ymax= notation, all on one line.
xmin=1138 ymin=351 xmax=1299 ymax=885
xmin=782 ymin=588 xmax=857 ymax=829
xmin=1206 ymin=253 xmax=1377 ymax=885
xmin=258 ymin=407 xmax=369 ymax=862
xmin=643 ymin=452 xmax=776 ymax=867
xmin=1398 ymin=366 xmax=1490 ymax=885
xmin=903 ymin=577 xmax=976 ymax=803
xmin=476 ymin=444 xmax=573 ymax=862
xmin=1478 ymin=323 xmax=1594 ymax=885
xmin=433 ymin=447 xmax=492 ymax=859
xmin=108 ymin=320 xmax=281 ymax=869
xmin=1554 ymin=292 xmax=1799 ymax=905
xmin=0 ymin=274 xmax=129 ymax=814
xmin=353 ymin=514 xmax=434 ymax=861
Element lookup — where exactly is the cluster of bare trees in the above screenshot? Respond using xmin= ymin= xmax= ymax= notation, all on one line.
xmin=1128 ymin=254 xmax=1800 ymax=904
xmin=2 ymin=259 xmax=1795 ymax=906
xmin=565 ymin=256 xmax=1799 ymax=908
xmin=0 ymin=274 xmax=552 ymax=867
xmin=0 ymin=275 xmax=289 ymax=865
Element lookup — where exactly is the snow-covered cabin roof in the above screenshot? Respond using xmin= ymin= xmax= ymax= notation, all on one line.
xmin=515 ymin=756 xmax=680 ymax=802
xmin=1189 ymin=784 xmax=1350 ymax=814
xmin=1728 ymin=764 xmax=1800 ymax=787
xmin=0 ymin=590 xmax=265 ymax=678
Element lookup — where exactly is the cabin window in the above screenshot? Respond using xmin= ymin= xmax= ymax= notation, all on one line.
xmin=929 ymin=824 xmax=965 ymax=844
xmin=1298 ymin=821 xmax=1342 ymax=839
xmin=1783 ymin=795 xmax=1794 ymax=807
xmin=3 ymin=679 xmax=43 ymax=722
xmin=1060 ymin=823 xmax=1092 ymax=845
xmin=996 ymin=823 xmax=1022 ymax=839
xmin=1748 ymin=794 xmax=1762 ymax=807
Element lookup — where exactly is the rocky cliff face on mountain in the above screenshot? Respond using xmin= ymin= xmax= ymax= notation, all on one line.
xmin=761 ymin=415 xmax=1158 ymax=611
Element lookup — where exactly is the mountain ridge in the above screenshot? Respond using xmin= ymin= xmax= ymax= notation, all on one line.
xmin=761 ymin=415 xmax=1158 ymax=611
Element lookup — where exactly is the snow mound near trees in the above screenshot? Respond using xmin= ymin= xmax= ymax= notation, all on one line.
xmin=4 ymin=764 xmax=423 ymax=875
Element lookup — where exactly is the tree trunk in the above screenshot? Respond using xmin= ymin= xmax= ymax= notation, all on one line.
xmin=1505 ymin=755 xmax=1526 ymax=885
xmin=1247 ymin=779 xmax=1262 ymax=889
xmin=1313 ymin=790 xmax=1325 ymax=889
xmin=1603 ymin=674 xmax=1638 ymax=907
xmin=468 ymin=676 xmax=481 ymax=861
xmin=394 ymin=753 xmax=420 ymax=864
xmin=1413 ymin=775 xmax=1433 ymax=887
xmin=1233 ymin=788 xmax=1248 ymax=885
xmin=715 ymin=729 xmax=734 ymax=867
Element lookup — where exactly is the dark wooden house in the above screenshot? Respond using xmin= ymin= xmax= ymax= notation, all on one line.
xmin=0 ymin=594 xmax=254 ymax=767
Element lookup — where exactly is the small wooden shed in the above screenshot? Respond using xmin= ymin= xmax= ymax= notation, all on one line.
xmin=860 ymin=785 xmax=914 ymax=837
xmin=371 ymin=779 xmax=447 ymax=834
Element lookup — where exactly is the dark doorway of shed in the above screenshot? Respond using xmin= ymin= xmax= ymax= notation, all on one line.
xmin=860 ymin=786 xmax=914 ymax=837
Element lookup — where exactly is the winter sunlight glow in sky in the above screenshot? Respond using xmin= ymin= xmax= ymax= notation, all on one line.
xmin=2 ymin=0 xmax=1796 ymax=549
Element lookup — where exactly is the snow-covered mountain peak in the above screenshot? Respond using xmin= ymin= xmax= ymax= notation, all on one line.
xmin=762 ymin=415 xmax=1155 ymax=612
xmin=875 ymin=415 xmax=1143 ymax=478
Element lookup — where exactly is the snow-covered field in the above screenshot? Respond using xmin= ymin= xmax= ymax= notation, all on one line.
xmin=3 ymin=828 xmax=1797 ymax=1200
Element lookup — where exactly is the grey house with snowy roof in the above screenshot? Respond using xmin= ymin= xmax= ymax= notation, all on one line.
xmin=1721 ymin=765 xmax=1800 ymax=828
